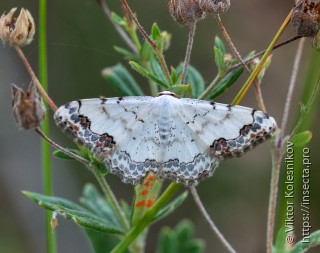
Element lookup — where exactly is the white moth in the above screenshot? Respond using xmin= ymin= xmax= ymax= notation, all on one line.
xmin=54 ymin=91 xmax=277 ymax=185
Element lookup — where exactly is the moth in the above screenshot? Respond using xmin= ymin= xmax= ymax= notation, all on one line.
xmin=54 ymin=91 xmax=277 ymax=185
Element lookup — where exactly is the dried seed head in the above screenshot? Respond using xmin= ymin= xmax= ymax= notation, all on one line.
xmin=11 ymin=83 xmax=46 ymax=130
xmin=291 ymin=0 xmax=320 ymax=37
xmin=168 ymin=0 xmax=205 ymax=25
xmin=0 ymin=8 xmax=35 ymax=47
xmin=199 ymin=0 xmax=231 ymax=14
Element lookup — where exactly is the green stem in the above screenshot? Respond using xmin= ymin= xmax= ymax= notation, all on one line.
xmin=198 ymin=75 xmax=222 ymax=100
xmin=111 ymin=183 xmax=181 ymax=253
xmin=91 ymin=166 xmax=130 ymax=231
xmin=39 ymin=1 xmax=57 ymax=253
xmin=231 ymin=10 xmax=293 ymax=105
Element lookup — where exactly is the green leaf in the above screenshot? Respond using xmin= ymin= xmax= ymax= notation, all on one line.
xmin=176 ymin=64 xmax=205 ymax=97
xmin=153 ymin=191 xmax=188 ymax=223
xmin=169 ymin=84 xmax=192 ymax=97
xmin=85 ymin=230 xmax=121 ymax=253
xmin=114 ymin=46 xmax=139 ymax=61
xmin=274 ymin=227 xmax=290 ymax=253
xmin=23 ymin=191 xmax=124 ymax=234
xmin=80 ymin=184 xmax=121 ymax=228
xmin=140 ymin=40 xmax=154 ymax=61
xmin=151 ymin=23 xmax=161 ymax=41
xmin=290 ymin=131 xmax=312 ymax=148
xmin=53 ymin=148 xmax=82 ymax=160
xmin=150 ymin=58 xmax=167 ymax=84
xmin=208 ymin=67 xmax=244 ymax=99
xmin=129 ymin=61 xmax=169 ymax=89
xmin=101 ymin=63 xmax=144 ymax=96
xmin=131 ymin=174 xmax=162 ymax=226
xmin=214 ymin=36 xmax=226 ymax=54
xmin=289 ymin=230 xmax=320 ymax=253
xmin=111 ymin=12 xmax=126 ymax=27
xmin=157 ymin=220 xmax=205 ymax=253
xmin=214 ymin=46 xmax=226 ymax=76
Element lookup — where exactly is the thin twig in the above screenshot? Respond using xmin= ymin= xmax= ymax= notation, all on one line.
xmin=266 ymin=147 xmax=282 ymax=253
xmin=15 ymin=46 xmax=58 ymax=112
xmin=96 ymin=0 xmax=138 ymax=55
xmin=280 ymin=38 xmax=305 ymax=134
xmin=181 ymin=22 xmax=196 ymax=84
xmin=227 ymin=36 xmax=302 ymax=74
xmin=189 ymin=186 xmax=237 ymax=253
xmin=121 ymin=0 xmax=172 ymax=84
xmin=214 ymin=14 xmax=266 ymax=111
xmin=35 ymin=127 xmax=90 ymax=166
xmin=198 ymin=75 xmax=222 ymax=99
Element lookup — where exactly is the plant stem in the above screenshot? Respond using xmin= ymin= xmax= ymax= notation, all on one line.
xmin=15 ymin=47 xmax=57 ymax=112
xmin=231 ymin=10 xmax=293 ymax=105
xmin=91 ymin=166 xmax=130 ymax=231
xmin=111 ymin=183 xmax=181 ymax=253
xmin=198 ymin=75 xmax=222 ymax=99
xmin=266 ymin=147 xmax=282 ymax=253
xmin=189 ymin=186 xmax=237 ymax=253
xmin=38 ymin=1 xmax=57 ymax=253
xmin=121 ymin=0 xmax=172 ymax=85
xmin=96 ymin=0 xmax=138 ymax=55
xmin=280 ymin=38 xmax=305 ymax=135
xmin=35 ymin=128 xmax=90 ymax=166
xmin=181 ymin=22 xmax=196 ymax=84
xmin=214 ymin=14 xmax=266 ymax=111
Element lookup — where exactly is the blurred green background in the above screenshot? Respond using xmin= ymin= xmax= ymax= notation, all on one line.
xmin=0 ymin=0 xmax=319 ymax=252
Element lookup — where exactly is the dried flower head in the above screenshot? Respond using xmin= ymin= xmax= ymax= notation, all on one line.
xmin=0 ymin=8 xmax=35 ymax=47
xmin=291 ymin=0 xmax=320 ymax=37
xmin=199 ymin=0 xmax=231 ymax=14
xmin=168 ymin=0 xmax=205 ymax=25
xmin=11 ymin=82 xmax=46 ymax=130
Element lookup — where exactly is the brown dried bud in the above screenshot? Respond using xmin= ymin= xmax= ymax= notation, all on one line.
xmin=11 ymin=82 xmax=45 ymax=130
xmin=291 ymin=0 xmax=320 ymax=37
xmin=199 ymin=0 xmax=231 ymax=14
xmin=0 ymin=8 xmax=35 ymax=47
xmin=168 ymin=0 xmax=205 ymax=25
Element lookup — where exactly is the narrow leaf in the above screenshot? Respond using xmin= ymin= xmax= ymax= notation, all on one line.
xmin=274 ymin=227 xmax=290 ymax=253
xmin=114 ymin=46 xmax=139 ymax=61
xmin=150 ymin=58 xmax=167 ymax=84
xmin=208 ymin=67 xmax=244 ymax=99
xmin=130 ymin=61 xmax=169 ymax=89
xmin=151 ymin=23 xmax=161 ymax=40
xmin=214 ymin=46 xmax=226 ymax=76
xmin=289 ymin=230 xmax=320 ymax=253
xmin=111 ymin=12 xmax=126 ymax=26
xmin=214 ymin=36 xmax=226 ymax=54
xmin=53 ymin=148 xmax=82 ymax=160
xmin=153 ymin=191 xmax=188 ymax=223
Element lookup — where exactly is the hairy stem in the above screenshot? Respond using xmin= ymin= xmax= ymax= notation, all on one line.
xmin=111 ymin=183 xmax=181 ymax=253
xmin=121 ymin=0 xmax=172 ymax=84
xmin=35 ymin=128 xmax=90 ymax=166
xmin=96 ymin=0 xmax=138 ymax=54
xmin=181 ymin=22 xmax=196 ymax=84
xmin=214 ymin=14 xmax=266 ymax=111
xmin=280 ymin=38 xmax=305 ymax=134
xmin=189 ymin=186 xmax=237 ymax=253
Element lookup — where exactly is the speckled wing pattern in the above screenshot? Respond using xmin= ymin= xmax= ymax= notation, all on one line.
xmin=54 ymin=91 xmax=277 ymax=185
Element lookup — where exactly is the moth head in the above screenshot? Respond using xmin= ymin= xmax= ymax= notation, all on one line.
xmin=158 ymin=91 xmax=180 ymax=98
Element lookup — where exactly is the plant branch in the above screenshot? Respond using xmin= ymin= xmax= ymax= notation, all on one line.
xmin=120 ymin=0 xmax=172 ymax=84
xmin=232 ymin=10 xmax=293 ymax=105
xmin=227 ymin=36 xmax=302 ymax=74
xmin=96 ymin=0 xmax=138 ymax=55
xmin=189 ymin=186 xmax=237 ymax=253
xmin=280 ymin=38 xmax=305 ymax=135
xmin=35 ymin=128 xmax=90 ymax=166
xmin=111 ymin=183 xmax=181 ymax=253
xmin=181 ymin=22 xmax=196 ymax=84
xmin=15 ymin=46 xmax=58 ymax=112
xmin=198 ymin=74 xmax=223 ymax=100
xmin=214 ymin=14 xmax=266 ymax=111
